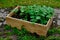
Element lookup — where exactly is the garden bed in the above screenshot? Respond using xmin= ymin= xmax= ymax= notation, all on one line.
xmin=6 ymin=5 xmax=54 ymax=36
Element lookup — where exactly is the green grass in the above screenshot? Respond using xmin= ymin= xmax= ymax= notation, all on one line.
xmin=0 ymin=0 xmax=60 ymax=8
xmin=1 ymin=25 xmax=60 ymax=40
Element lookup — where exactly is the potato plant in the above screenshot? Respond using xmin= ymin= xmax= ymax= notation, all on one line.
xmin=13 ymin=5 xmax=54 ymax=25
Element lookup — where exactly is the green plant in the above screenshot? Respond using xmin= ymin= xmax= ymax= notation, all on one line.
xmin=0 ymin=32 xmax=3 ymax=35
xmin=0 ymin=37 xmax=4 ymax=40
xmin=18 ymin=35 xmax=38 ymax=40
xmin=57 ymin=29 xmax=60 ymax=34
xmin=47 ymin=28 xmax=57 ymax=35
xmin=47 ymin=27 xmax=60 ymax=35
xmin=12 ymin=26 xmax=29 ymax=36
xmin=5 ymin=31 xmax=13 ymax=36
xmin=10 ymin=26 xmax=45 ymax=40
xmin=4 ymin=25 xmax=60 ymax=40
xmin=39 ymin=36 xmax=45 ymax=40
xmin=14 ymin=5 xmax=54 ymax=25
xmin=4 ymin=25 xmax=12 ymax=30
xmin=4 ymin=36 xmax=12 ymax=40
xmin=12 ymin=27 xmax=20 ymax=35
xmin=46 ymin=36 xmax=60 ymax=40
xmin=17 ymin=35 xmax=45 ymax=40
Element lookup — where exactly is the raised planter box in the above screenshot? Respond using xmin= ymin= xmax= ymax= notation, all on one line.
xmin=6 ymin=6 xmax=53 ymax=36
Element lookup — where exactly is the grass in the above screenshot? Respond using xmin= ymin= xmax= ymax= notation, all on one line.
xmin=0 ymin=0 xmax=60 ymax=8
xmin=0 ymin=24 xmax=60 ymax=40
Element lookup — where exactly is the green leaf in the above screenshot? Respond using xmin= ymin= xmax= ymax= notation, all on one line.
xmin=30 ymin=16 xmax=35 ymax=19
xmin=46 ymin=14 xmax=51 ymax=18
xmin=18 ymin=5 xmax=54 ymax=25
xmin=36 ymin=16 xmax=41 ymax=19
xmin=20 ymin=13 xmax=23 ymax=16
xmin=20 ymin=6 xmax=26 ymax=12
xmin=4 ymin=25 xmax=11 ymax=30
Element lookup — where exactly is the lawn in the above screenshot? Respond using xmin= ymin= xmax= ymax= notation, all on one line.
xmin=0 ymin=0 xmax=60 ymax=8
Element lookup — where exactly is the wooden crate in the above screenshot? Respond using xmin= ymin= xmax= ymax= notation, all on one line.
xmin=6 ymin=6 xmax=53 ymax=36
